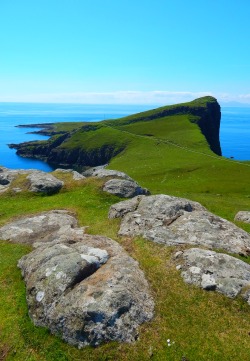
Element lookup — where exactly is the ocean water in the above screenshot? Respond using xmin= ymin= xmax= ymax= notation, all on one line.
xmin=0 ymin=103 xmax=249 ymax=172
xmin=220 ymin=107 xmax=250 ymax=160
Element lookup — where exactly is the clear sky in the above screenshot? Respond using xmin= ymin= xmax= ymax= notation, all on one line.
xmin=1 ymin=0 xmax=250 ymax=104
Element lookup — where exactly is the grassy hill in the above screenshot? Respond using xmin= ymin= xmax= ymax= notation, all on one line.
xmin=1 ymin=97 xmax=250 ymax=360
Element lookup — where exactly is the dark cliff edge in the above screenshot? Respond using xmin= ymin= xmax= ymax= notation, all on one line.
xmin=9 ymin=96 xmax=221 ymax=170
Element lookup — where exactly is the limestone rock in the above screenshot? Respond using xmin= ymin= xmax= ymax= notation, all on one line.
xmin=103 ymin=179 xmax=150 ymax=198
xmin=178 ymin=248 xmax=250 ymax=303
xmin=18 ymin=233 xmax=154 ymax=348
xmin=0 ymin=210 xmax=78 ymax=245
xmin=235 ymin=211 xmax=250 ymax=224
xmin=109 ymin=194 xmax=250 ymax=255
xmin=27 ymin=171 xmax=64 ymax=194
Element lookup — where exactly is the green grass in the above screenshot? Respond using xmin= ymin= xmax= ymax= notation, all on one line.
xmin=0 ymin=97 xmax=250 ymax=360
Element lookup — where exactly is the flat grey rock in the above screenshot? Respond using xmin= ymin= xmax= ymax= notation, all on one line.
xmin=27 ymin=171 xmax=64 ymax=194
xmin=109 ymin=194 xmax=250 ymax=255
xmin=177 ymin=248 xmax=250 ymax=303
xmin=17 ymin=231 xmax=154 ymax=348
xmin=0 ymin=210 xmax=78 ymax=245
xmin=103 ymin=179 xmax=150 ymax=198
xmin=235 ymin=211 xmax=250 ymax=224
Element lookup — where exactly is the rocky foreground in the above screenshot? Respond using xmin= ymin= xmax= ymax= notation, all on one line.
xmin=0 ymin=210 xmax=154 ymax=348
xmin=1 ymin=166 xmax=250 ymax=347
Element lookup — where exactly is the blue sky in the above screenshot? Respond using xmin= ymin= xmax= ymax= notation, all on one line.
xmin=1 ymin=0 xmax=250 ymax=104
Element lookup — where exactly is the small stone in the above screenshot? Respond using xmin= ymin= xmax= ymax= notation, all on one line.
xmin=174 ymin=251 xmax=184 ymax=259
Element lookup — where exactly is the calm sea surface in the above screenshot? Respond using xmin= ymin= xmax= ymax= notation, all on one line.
xmin=0 ymin=103 xmax=249 ymax=171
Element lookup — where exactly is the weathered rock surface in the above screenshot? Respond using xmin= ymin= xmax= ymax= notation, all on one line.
xmin=0 ymin=210 xmax=78 ymax=245
xmin=92 ymin=168 xmax=133 ymax=181
xmin=54 ymin=168 xmax=86 ymax=180
xmin=82 ymin=165 xmax=107 ymax=177
xmin=103 ymin=179 xmax=150 ymax=198
xmin=235 ymin=211 xmax=250 ymax=224
xmin=27 ymin=171 xmax=64 ymax=194
xmin=176 ymin=248 xmax=250 ymax=303
xmin=109 ymin=194 xmax=250 ymax=255
xmin=18 ymin=233 xmax=154 ymax=347
xmin=1 ymin=210 xmax=154 ymax=347
xmin=0 ymin=167 xmax=65 ymax=194
xmin=0 ymin=167 xmax=30 ymax=191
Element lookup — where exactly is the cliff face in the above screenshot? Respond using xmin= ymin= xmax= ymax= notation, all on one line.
xmin=108 ymin=96 xmax=221 ymax=156
xmin=187 ymin=98 xmax=221 ymax=156
xmin=9 ymin=96 xmax=221 ymax=169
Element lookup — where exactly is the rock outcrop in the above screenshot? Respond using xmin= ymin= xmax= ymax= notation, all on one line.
xmin=109 ymin=194 xmax=250 ymax=255
xmin=27 ymin=172 xmax=64 ymax=194
xmin=85 ymin=167 xmax=133 ymax=181
xmin=0 ymin=167 xmax=67 ymax=195
xmin=103 ymin=179 xmax=150 ymax=198
xmin=1 ymin=210 xmax=154 ymax=347
xmin=235 ymin=211 xmax=250 ymax=224
xmin=175 ymin=248 xmax=250 ymax=302
xmin=0 ymin=210 xmax=78 ymax=245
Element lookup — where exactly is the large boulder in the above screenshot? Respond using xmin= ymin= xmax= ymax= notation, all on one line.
xmin=17 ymin=233 xmax=154 ymax=348
xmin=27 ymin=171 xmax=64 ymax=194
xmin=0 ymin=168 xmax=65 ymax=195
xmin=109 ymin=194 xmax=250 ymax=255
xmin=176 ymin=248 xmax=250 ymax=303
xmin=2 ymin=210 xmax=154 ymax=347
xmin=0 ymin=210 xmax=78 ymax=245
xmin=103 ymin=179 xmax=150 ymax=198
xmin=235 ymin=211 xmax=250 ymax=224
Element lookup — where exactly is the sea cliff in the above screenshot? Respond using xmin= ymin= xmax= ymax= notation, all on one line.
xmin=9 ymin=96 xmax=221 ymax=170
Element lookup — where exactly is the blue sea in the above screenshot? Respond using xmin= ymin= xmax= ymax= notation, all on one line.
xmin=0 ymin=103 xmax=249 ymax=172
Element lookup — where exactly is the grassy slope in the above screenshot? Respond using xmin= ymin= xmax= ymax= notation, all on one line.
xmin=1 ymin=97 xmax=250 ymax=360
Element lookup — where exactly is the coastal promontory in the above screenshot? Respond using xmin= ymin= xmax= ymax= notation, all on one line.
xmin=9 ymin=96 xmax=221 ymax=170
